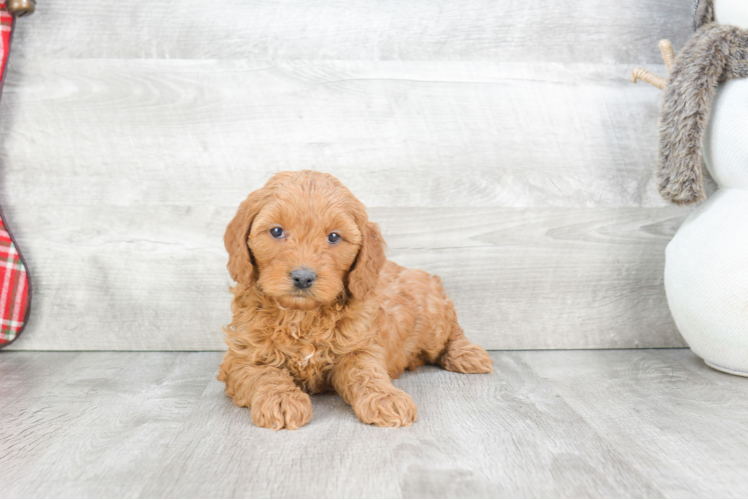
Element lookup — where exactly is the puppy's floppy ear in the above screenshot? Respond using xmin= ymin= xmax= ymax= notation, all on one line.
xmin=224 ymin=190 xmax=265 ymax=284
xmin=347 ymin=221 xmax=386 ymax=301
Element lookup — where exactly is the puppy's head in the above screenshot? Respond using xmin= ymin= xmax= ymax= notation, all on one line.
xmin=225 ymin=171 xmax=386 ymax=310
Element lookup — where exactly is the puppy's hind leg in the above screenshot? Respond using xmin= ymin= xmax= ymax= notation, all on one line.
xmin=437 ymin=324 xmax=493 ymax=374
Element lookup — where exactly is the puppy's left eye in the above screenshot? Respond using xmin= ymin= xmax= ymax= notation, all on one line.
xmin=327 ymin=232 xmax=341 ymax=244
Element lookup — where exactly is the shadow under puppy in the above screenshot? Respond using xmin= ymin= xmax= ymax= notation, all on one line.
xmin=219 ymin=171 xmax=492 ymax=430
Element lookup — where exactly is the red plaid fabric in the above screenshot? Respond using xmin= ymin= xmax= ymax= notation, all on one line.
xmin=0 ymin=2 xmax=10 ymax=81
xmin=0 ymin=220 xmax=28 ymax=344
xmin=0 ymin=1 xmax=29 ymax=346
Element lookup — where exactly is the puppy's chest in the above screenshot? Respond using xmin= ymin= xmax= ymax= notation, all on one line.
xmin=272 ymin=327 xmax=339 ymax=392
xmin=280 ymin=341 xmax=336 ymax=392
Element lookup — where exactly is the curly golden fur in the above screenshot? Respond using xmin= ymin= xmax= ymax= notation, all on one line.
xmin=218 ymin=171 xmax=492 ymax=430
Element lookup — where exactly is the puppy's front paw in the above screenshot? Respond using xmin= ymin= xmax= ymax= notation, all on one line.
xmin=353 ymin=387 xmax=417 ymax=427
xmin=250 ymin=389 xmax=312 ymax=430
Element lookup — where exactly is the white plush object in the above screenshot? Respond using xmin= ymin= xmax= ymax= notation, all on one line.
xmin=665 ymin=78 xmax=748 ymax=376
xmin=714 ymin=0 xmax=748 ymax=29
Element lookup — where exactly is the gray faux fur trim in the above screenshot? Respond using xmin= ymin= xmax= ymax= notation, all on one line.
xmin=658 ymin=23 xmax=748 ymax=205
xmin=693 ymin=0 xmax=714 ymax=31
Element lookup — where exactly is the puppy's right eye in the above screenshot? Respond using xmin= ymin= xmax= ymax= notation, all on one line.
xmin=269 ymin=227 xmax=284 ymax=238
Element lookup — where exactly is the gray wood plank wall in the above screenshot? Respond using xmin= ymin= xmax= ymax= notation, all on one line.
xmin=1 ymin=0 xmax=698 ymax=350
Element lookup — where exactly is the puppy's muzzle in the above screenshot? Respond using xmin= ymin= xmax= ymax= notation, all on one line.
xmin=291 ymin=269 xmax=317 ymax=290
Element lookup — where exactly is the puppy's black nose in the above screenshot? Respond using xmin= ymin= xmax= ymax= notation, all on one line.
xmin=291 ymin=269 xmax=317 ymax=290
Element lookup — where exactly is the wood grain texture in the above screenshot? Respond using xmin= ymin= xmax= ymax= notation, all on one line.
xmin=3 ymin=350 xmax=748 ymax=498
xmin=11 ymin=0 xmax=691 ymax=63
xmin=522 ymin=350 xmax=748 ymax=498
xmin=0 ymin=352 xmax=219 ymax=498
xmin=1 ymin=59 xmax=678 ymax=209
xmin=4 ymin=206 xmax=688 ymax=350
xmin=140 ymin=352 xmax=657 ymax=499
xmin=0 ymin=0 xmax=699 ymax=350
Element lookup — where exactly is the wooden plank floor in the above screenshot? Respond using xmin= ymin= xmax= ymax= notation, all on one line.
xmin=2 ymin=350 xmax=747 ymax=498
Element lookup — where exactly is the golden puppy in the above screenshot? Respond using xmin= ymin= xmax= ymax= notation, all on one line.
xmin=219 ymin=171 xmax=492 ymax=430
